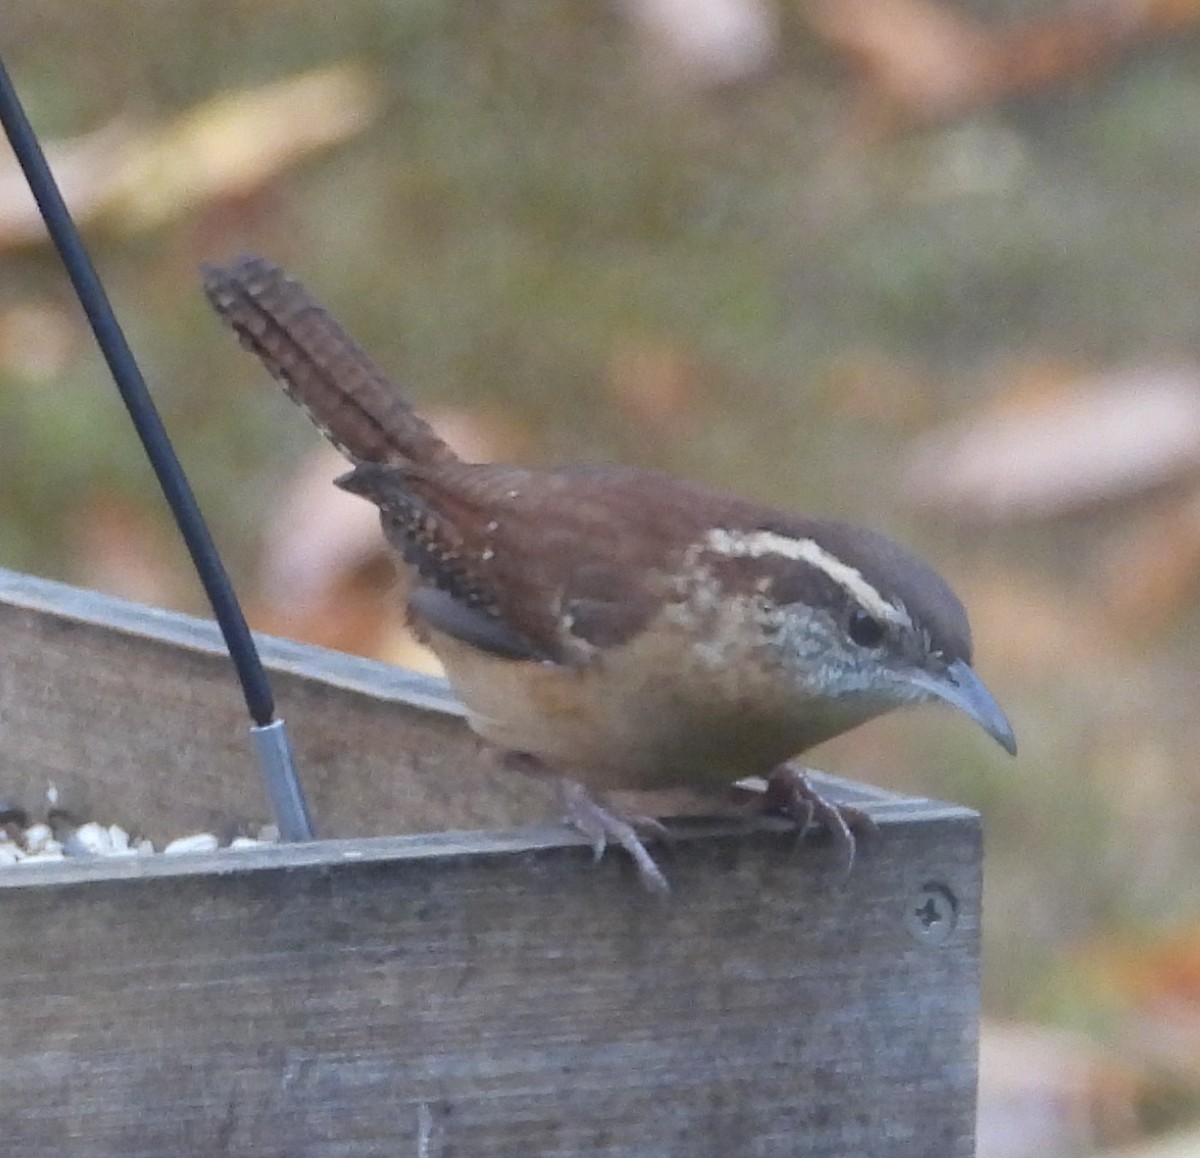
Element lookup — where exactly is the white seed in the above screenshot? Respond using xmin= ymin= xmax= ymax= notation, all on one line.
xmin=256 ymin=825 xmax=280 ymax=843
xmin=0 ymin=845 xmax=20 ymax=866
xmin=136 ymin=839 xmax=156 ymax=855
xmin=23 ymin=823 xmax=53 ymax=853
xmin=107 ymin=825 xmax=131 ymax=852
xmin=227 ymin=837 xmax=268 ymax=850
xmin=163 ymin=833 xmax=219 ymax=855
xmin=72 ymin=822 xmax=113 ymax=855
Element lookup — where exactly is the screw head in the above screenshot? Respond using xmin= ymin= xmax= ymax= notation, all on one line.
xmin=905 ymin=881 xmax=958 ymax=946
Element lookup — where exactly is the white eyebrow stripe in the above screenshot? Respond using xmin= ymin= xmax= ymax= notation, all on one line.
xmin=701 ymin=528 xmax=910 ymax=627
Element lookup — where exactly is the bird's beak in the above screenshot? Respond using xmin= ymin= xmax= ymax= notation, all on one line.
xmin=913 ymin=659 xmax=1017 ymax=756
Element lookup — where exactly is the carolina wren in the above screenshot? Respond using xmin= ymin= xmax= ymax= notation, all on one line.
xmin=204 ymin=256 xmax=1016 ymax=891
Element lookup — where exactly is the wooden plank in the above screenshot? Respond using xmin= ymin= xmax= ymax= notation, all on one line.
xmin=0 ymin=813 xmax=980 ymax=1157
xmin=0 ymin=567 xmax=557 ymax=839
xmin=0 ymin=567 xmax=982 ymax=1154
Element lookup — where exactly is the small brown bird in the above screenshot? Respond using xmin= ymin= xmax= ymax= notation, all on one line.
xmin=204 ymin=256 xmax=1015 ymax=891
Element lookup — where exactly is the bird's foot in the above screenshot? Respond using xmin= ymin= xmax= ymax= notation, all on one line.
xmin=559 ymin=779 xmax=672 ymax=894
xmin=758 ymin=763 xmax=879 ymax=877
xmin=499 ymin=752 xmax=672 ymax=893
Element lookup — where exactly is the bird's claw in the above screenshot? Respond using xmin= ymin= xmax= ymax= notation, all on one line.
xmin=760 ymin=764 xmax=879 ymax=878
xmin=559 ymin=780 xmax=671 ymax=894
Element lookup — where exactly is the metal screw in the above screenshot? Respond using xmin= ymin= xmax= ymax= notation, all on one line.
xmin=905 ymin=882 xmax=958 ymax=946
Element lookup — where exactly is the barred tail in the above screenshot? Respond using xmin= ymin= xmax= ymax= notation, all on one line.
xmin=202 ymin=255 xmax=454 ymax=468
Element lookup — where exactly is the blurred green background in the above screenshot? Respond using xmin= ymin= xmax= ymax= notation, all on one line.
xmin=6 ymin=1 xmax=1200 ymax=1151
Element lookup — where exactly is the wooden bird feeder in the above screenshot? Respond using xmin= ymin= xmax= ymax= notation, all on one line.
xmin=0 ymin=567 xmax=981 ymax=1156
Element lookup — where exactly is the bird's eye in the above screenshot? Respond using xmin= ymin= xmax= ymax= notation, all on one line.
xmin=848 ymin=608 xmax=884 ymax=648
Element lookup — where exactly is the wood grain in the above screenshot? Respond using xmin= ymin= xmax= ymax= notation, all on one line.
xmin=1 ymin=815 xmax=979 ymax=1157
xmin=0 ymin=567 xmax=556 ymax=840
xmin=0 ymin=567 xmax=982 ymax=1155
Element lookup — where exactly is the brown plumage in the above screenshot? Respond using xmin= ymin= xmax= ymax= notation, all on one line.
xmin=204 ymin=255 xmax=1015 ymax=891
xmin=203 ymin=256 xmax=452 ymax=468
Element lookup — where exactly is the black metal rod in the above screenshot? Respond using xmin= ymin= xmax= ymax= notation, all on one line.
xmin=0 ymin=54 xmax=314 ymax=840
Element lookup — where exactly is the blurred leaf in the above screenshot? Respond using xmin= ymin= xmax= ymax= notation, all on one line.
xmin=250 ymin=441 xmax=409 ymax=659
xmin=1095 ymin=493 xmax=1200 ymax=637
xmin=0 ymin=65 xmax=379 ymax=248
xmin=0 ymin=118 xmax=133 ymax=247
xmin=620 ymin=0 xmax=778 ymax=88
xmin=1077 ymin=926 xmax=1200 ymax=1120
xmin=905 ymin=366 xmax=1200 ymax=521
xmin=805 ymin=0 xmax=988 ymax=125
xmin=804 ymin=0 xmax=1200 ymax=129
xmin=978 ymin=1020 xmax=1138 ymax=1158
xmin=112 ymin=65 xmax=379 ymax=231
xmin=256 ymin=443 xmax=382 ymax=612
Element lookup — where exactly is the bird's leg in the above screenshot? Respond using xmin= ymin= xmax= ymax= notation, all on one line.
xmin=757 ymin=762 xmax=879 ymax=876
xmin=500 ymin=752 xmax=672 ymax=893
xmin=558 ymin=780 xmax=672 ymax=894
